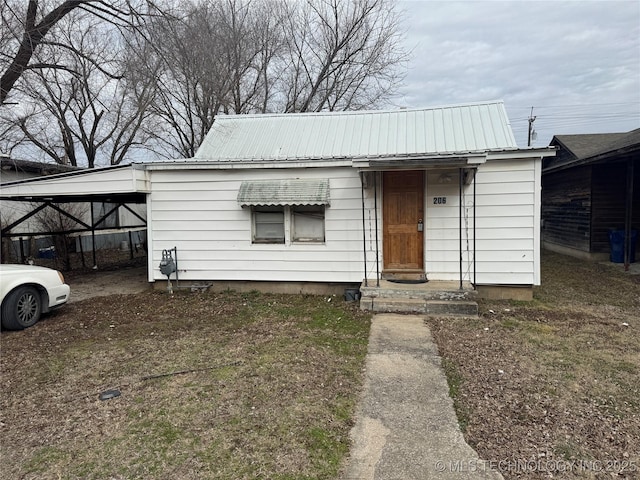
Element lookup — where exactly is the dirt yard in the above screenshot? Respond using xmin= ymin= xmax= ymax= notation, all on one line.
xmin=65 ymin=266 xmax=149 ymax=302
xmin=0 ymin=289 xmax=370 ymax=479
xmin=1 ymin=250 xmax=638 ymax=479
xmin=429 ymin=252 xmax=639 ymax=479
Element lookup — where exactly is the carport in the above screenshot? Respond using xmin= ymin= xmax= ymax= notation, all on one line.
xmin=1 ymin=164 xmax=148 ymax=267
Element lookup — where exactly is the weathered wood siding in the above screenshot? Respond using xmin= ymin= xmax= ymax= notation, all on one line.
xmin=541 ymin=166 xmax=591 ymax=252
xmin=148 ymin=167 xmax=378 ymax=283
xmin=591 ymin=162 xmax=640 ymax=253
xmin=542 ymin=160 xmax=639 ymax=256
xmin=424 ymin=159 xmax=540 ymax=285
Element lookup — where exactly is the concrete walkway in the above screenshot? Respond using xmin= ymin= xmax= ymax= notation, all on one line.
xmin=342 ymin=314 xmax=503 ymax=480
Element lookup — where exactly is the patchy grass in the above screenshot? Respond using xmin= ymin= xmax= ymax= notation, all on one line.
xmin=0 ymin=290 xmax=370 ymax=480
xmin=429 ymin=251 xmax=640 ymax=479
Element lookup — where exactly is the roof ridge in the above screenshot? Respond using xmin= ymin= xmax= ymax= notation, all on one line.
xmin=214 ymin=100 xmax=506 ymax=120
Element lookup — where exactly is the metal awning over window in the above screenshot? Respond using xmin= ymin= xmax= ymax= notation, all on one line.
xmin=237 ymin=179 xmax=330 ymax=206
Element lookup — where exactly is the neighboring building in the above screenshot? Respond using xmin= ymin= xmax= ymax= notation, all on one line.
xmin=542 ymin=129 xmax=639 ymax=263
xmin=0 ymin=101 xmax=555 ymax=298
xmin=1 ymin=156 xmax=78 ymax=181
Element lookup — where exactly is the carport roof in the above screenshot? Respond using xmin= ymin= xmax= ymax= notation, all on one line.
xmin=0 ymin=164 xmax=148 ymax=202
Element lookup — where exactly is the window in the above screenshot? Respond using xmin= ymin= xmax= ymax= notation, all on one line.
xmin=251 ymin=205 xmax=326 ymax=244
xmin=292 ymin=206 xmax=325 ymax=242
xmin=240 ymin=179 xmax=329 ymax=245
xmin=253 ymin=206 xmax=285 ymax=244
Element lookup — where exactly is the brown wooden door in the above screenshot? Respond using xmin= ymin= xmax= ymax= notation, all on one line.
xmin=383 ymin=170 xmax=424 ymax=271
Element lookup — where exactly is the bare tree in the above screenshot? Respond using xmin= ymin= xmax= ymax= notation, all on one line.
xmin=4 ymin=12 xmax=155 ymax=167
xmin=219 ymin=0 xmax=285 ymax=114
xmin=2 ymin=0 xmax=407 ymax=161
xmin=32 ymin=201 xmax=89 ymax=270
xmin=0 ymin=0 xmax=156 ymax=105
xmin=126 ymin=1 xmax=230 ymax=157
xmin=130 ymin=0 xmax=406 ymax=157
xmin=279 ymin=0 xmax=406 ymax=113
xmin=127 ymin=0 xmax=279 ymax=157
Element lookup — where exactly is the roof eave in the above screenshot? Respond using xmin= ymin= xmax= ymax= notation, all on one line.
xmin=543 ymin=143 xmax=640 ymax=173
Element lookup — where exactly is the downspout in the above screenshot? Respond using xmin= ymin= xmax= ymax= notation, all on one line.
xmin=459 ymin=168 xmax=463 ymax=290
xmin=361 ymin=173 xmax=368 ymax=286
xmin=374 ymin=172 xmax=380 ymax=287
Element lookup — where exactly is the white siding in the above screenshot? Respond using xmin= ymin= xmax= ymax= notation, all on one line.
xmin=423 ymin=160 xmax=539 ymax=285
xmin=424 ymin=170 xmax=467 ymax=281
xmin=475 ymin=159 xmax=538 ymax=285
xmin=149 ymin=168 xmax=377 ymax=283
xmin=148 ymin=159 xmax=540 ymax=287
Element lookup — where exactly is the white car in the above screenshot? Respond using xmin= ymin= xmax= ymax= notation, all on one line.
xmin=0 ymin=265 xmax=71 ymax=330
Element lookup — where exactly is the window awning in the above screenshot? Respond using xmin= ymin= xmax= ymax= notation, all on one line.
xmin=237 ymin=179 xmax=330 ymax=206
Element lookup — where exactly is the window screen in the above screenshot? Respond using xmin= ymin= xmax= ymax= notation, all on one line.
xmin=253 ymin=207 xmax=285 ymax=243
xmin=291 ymin=206 xmax=325 ymax=242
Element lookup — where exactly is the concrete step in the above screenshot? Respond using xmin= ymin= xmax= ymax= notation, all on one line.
xmin=360 ymin=285 xmax=477 ymax=302
xmin=362 ymin=297 xmax=426 ymax=314
xmin=360 ymin=297 xmax=478 ymax=316
xmin=425 ymin=300 xmax=478 ymax=316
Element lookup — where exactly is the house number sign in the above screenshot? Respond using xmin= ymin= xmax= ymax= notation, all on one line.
xmin=432 ymin=196 xmax=447 ymax=205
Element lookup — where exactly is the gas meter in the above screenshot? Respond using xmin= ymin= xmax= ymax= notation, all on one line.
xmin=159 ymin=248 xmax=178 ymax=293
xmin=159 ymin=249 xmax=176 ymax=276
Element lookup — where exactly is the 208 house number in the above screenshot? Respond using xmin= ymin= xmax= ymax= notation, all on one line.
xmin=433 ymin=196 xmax=447 ymax=205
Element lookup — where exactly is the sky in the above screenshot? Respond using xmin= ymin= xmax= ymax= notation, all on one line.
xmin=394 ymin=0 xmax=640 ymax=147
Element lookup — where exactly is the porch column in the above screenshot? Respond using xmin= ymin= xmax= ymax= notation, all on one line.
xmin=360 ymin=173 xmax=368 ymax=286
xmin=374 ymin=171 xmax=380 ymax=287
xmin=459 ymin=168 xmax=463 ymax=290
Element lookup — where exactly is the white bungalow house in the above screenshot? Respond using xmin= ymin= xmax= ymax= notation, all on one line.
xmin=0 ymin=101 xmax=555 ymax=300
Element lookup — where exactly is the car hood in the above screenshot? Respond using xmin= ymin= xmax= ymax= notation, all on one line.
xmin=0 ymin=264 xmax=57 ymax=273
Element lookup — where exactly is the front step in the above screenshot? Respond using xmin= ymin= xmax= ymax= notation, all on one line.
xmin=361 ymin=297 xmax=478 ymax=316
xmin=359 ymin=280 xmax=478 ymax=317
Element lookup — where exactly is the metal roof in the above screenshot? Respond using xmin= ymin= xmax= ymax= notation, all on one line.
xmin=237 ymin=179 xmax=330 ymax=206
xmin=195 ymin=101 xmax=517 ymax=161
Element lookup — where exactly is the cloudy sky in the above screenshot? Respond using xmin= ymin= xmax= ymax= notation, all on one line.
xmin=394 ymin=0 xmax=640 ymax=147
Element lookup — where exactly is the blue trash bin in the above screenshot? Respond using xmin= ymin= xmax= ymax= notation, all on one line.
xmin=38 ymin=246 xmax=56 ymax=259
xmin=609 ymin=230 xmax=637 ymax=263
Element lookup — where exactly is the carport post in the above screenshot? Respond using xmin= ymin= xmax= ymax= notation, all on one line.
xmin=19 ymin=237 xmax=25 ymax=263
xmin=79 ymin=235 xmax=86 ymax=268
xmin=129 ymin=230 xmax=134 ymax=260
xmin=90 ymin=202 xmax=97 ymax=268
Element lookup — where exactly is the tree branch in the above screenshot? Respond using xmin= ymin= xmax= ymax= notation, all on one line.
xmin=1 ymin=0 xmax=86 ymax=104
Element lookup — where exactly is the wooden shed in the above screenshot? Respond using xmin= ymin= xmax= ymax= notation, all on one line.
xmin=542 ymin=129 xmax=640 ymax=265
